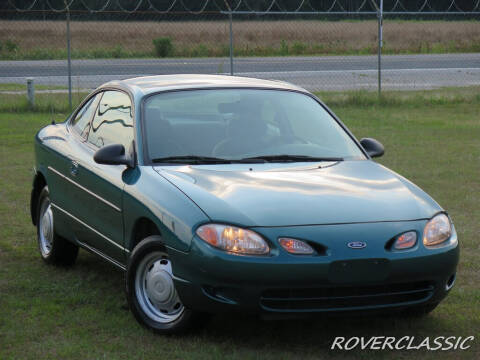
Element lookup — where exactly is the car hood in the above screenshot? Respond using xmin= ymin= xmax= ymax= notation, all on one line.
xmin=154 ymin=160 xmax=442 ymax=227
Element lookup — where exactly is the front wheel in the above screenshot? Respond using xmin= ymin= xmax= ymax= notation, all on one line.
xmin=36 ymin=186 xmax=78 ymax=266
xmin=126 ymin=236 xmax=206 ymax=334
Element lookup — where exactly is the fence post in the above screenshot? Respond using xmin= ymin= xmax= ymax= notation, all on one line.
xmin=26 ymin=77 xmax=35 ymax=108
xmin=65 ymin=1 xmax=72 ymax=110
xmin=377 ymin=0 xmax=383 ymax=96
xmin=229 ymin=11 xmax=234 ymax=76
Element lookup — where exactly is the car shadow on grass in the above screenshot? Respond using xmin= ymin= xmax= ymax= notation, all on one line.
xmin=193 ymin=311 xmax=455 ymax=352
xmin=73 ymin=250 xmax=458 ymax=354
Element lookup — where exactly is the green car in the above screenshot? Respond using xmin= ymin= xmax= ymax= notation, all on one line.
xmin=31 ymin=75 xmax=459 ymax=334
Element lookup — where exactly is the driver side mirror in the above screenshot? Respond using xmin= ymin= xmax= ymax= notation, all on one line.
xmin=360 ymin=138 xmax=384 ymax=158
xmin=94 ymin=143 xmax=134 ymax=168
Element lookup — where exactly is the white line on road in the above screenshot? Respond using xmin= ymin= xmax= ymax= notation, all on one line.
xmin=1 ymin=67 xmax=479 ymax=92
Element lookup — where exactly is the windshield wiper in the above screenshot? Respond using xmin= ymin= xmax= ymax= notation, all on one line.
xmin=238 ymin=155 xmax=344 ymax=163
xmin=152 ymin=155 xmax=232 ymax=164
xmin=152 ymin=154 xmax=344 ymax=165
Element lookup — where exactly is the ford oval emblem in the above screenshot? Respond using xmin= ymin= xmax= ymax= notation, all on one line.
xmin=347 ymin=241 xmax=367 ymax=249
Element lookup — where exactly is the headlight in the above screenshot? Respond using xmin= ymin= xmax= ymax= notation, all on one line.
xmin=196 ymin=224 xmax=269 ymax=255
xmin=423 ymin=213 xmax=452 ymax=247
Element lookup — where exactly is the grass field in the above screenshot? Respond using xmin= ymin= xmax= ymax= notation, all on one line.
xmin=1 ymin=20 xmax=479 ymax=59
xmin=0 ymin=89 xmax=479 ymax=359
xmin=0 ymin=90 xmax=89 ymax=114
xmin=0 ymin=83 xmax=66 ymax=92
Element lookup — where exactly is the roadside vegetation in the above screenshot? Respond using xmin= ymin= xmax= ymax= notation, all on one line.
xmin=0 ymin=83 xmax=67 ymax=92
xmin=0 ymin=89 xmax=89 ymax=114
xmin=2 ymin=85 xmax=479 ymax=114
xmin=0 ymin=87 xmax=479 ymax=359
xmin=0 ymin=20 xmax=479 ymax=60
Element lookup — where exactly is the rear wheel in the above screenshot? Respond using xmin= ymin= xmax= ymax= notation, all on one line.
xmin=36 ymin=186 xmax=78 ymax=266
xmin=126 ymin=236 xmax=207 ymax=334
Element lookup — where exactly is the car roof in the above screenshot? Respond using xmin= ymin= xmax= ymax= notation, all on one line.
xmin=100 ymin=74 xmax=309 ymax=96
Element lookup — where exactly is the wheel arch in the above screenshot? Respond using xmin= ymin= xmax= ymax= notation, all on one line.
xmin=31 ymin=170 xmax=47 ymax=225
xmin=130 ymin=217 xmax=163 ymax=251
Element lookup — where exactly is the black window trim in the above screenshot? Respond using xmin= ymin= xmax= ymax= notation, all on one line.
xmin=67 ymin=91 xmax=104 ymax=142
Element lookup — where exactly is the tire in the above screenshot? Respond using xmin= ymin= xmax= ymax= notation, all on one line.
xmin=403 ymin=302 xmax=439 ymax=317
xmin=36 ymin=186 xmax=79 ymax=266
xmin=126 ymin=236 xmax=206 ymax=334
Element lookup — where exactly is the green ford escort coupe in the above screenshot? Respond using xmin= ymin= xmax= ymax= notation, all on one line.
xmin=31 ymin=75 xmax=459 ymax=334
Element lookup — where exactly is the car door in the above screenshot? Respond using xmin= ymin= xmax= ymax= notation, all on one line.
xmin=69 ymin=90 xmax=135 ymax=265
xmin=47 ymin=93 xmax=102 ymax=241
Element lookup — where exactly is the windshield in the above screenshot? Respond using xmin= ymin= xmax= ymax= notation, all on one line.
xmin=143 ymin=89 xmax=366 ymax=163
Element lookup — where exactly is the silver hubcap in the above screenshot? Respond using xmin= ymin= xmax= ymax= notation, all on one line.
xmin=39 ymin=199 xmax=54 ymax=257
xmin=134 ymin=252 xmax=184 ymax=324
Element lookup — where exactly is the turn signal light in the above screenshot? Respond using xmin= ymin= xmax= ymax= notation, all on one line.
xmin=393 ymin=231 xmax=417 ymax=250
xmin=278 ymin=238 xmax=314 ymax=255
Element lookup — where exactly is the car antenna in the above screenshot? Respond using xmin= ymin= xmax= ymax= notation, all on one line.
xmin=50 ymin=101 xmax=55 ymax=125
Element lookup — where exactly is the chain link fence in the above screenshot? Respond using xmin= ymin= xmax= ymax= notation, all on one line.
xmin=1 ymin=1 xmax=479 ymax=109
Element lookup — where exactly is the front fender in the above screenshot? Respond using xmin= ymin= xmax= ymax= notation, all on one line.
xmin=122 ymin=166 xmax=209 ymax=253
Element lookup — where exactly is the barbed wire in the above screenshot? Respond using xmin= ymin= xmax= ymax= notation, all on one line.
xmin=44 ymin=0 xmax=74 ymax=12
xmin=6 ymin=0 xmax=480 ymax=13
xmin=274 ymin=0 xmax=307 ymax=12
xmin=357 ymin=0 xmax=372 ymax=12
xmin=80 ymin=0 xmax=111 ymax=12
xmin=418 ymin=0 xmax=432 ymax=12
xmin=179 ymin=0 xmax=210 ymax=14
xmin=391 ymin=0 xmax=406 ymax=12
xmin=146 ymin=0 xmax=178 ymax=13
xmin=116 ymin=0 xmax=144 ymax=13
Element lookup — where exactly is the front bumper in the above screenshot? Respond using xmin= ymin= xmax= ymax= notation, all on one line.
xmin=168 ymin=220 xmax=459 ymax=315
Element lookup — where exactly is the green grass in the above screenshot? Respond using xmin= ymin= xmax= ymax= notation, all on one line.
xmin=2 ymin=85 xmax=480 ymax=115
xmin=0 ymin=90 xmax=90 ymax=114
xmin=0 ymin=90 xmax=479 ymax=359
xmin=0 ymin=83 xmax=67 ymax=92
xmin=0 ymin=46 xmax=150 ymax=61
xmin=317 ymin=86 xmax=480 ymax=107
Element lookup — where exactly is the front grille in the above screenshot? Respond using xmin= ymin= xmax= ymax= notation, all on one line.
xmin=260 ymin=281 xmax=434 ymax=312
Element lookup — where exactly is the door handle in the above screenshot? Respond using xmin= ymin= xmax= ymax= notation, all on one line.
xmin=70 ymin=160 xmax=79 ymax=177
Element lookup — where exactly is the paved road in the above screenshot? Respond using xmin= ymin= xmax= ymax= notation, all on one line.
xmin=1 ymin=53 xmax=479 ymax=91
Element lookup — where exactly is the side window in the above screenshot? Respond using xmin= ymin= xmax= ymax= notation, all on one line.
xmin=87 ymin=90 xmax=134 ymax=150
xmin=70 ymin=93 xmax=101 ymax=139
